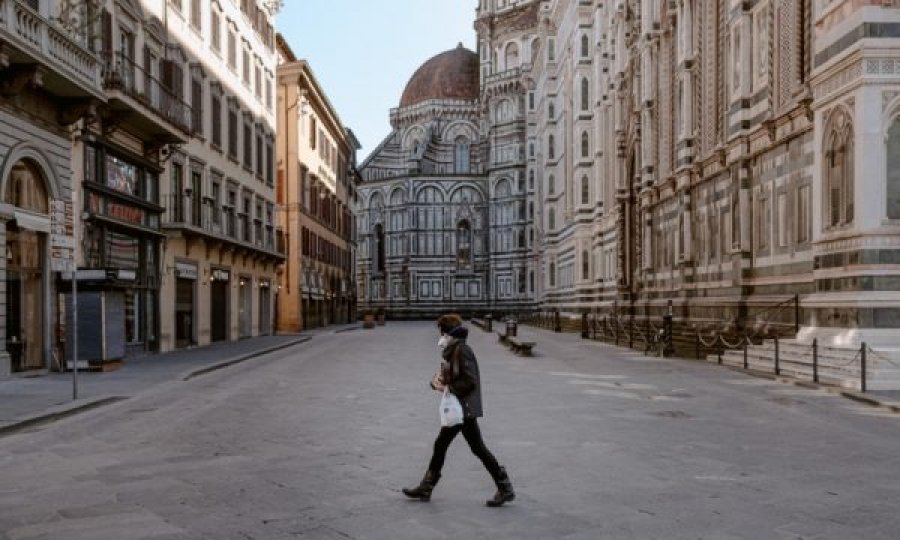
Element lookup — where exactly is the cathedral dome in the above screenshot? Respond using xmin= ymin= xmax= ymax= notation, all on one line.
xmin=399 ymin=44 xmax=480 ymax=108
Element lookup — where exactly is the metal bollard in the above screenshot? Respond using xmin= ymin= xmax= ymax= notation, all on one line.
xmin=695 ymin=334 xmax=701 ymax=360
xmin=812 ymin=338 xmax=819 ymax=383
xmin=743 ymin=342 xmax=749 ymax=370
xmin=774 ymin=336 xmax=781 ymax=376
xmin=861 ymin=342 xmax=867 ymax=393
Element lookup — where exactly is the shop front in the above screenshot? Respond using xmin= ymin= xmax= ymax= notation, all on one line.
xmin=70 ymin=141 xmax=162 ymax=364
xmin=3 ymin=160 xmax=53 ymax=373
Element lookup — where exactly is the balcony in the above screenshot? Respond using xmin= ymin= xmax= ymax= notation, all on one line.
xmin=103 ymin=52 xmax=191 ymax=143
xmin=0 ymin=0 xmax=104 ymax=100
xmin=162 ymin=193 xmax=284 ymax=260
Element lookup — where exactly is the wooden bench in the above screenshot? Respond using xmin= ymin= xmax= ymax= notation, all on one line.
xmin=507 ymin=337 xmax=535 ymax=357
xmin=471 ymin=318 xmax=485 ymax=329
xmin=496 ymin=330 xmax=508 ymax=344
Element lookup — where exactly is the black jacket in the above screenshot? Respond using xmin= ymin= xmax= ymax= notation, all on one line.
xmin=441 ymin=326 xmax=483 ymax=418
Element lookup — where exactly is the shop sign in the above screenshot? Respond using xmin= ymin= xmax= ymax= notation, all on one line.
xmin=175 ymin=262 xmax=198 ymax=280
xmin=107 ymin=201 xmax=145 ymax=225
xmin=49 ymin=199 xmax=75 ymax=272
xmin=211 ymin=268 xmax=230 ymax=282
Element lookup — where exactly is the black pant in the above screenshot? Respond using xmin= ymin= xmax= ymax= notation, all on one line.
xmin=427 ymin=418 xmax=502 ymax=480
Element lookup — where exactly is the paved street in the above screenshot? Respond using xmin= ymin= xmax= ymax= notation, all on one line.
xmin=2 ymin=322 xmax=900 ymax=539
xmin=0 ymin=334 xmax=312 ymax=429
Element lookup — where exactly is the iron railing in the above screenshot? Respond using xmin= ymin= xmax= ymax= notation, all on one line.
xmin=103 ymin=51 xmax=191 ymax=133
xmin=163 ymin=193 xmax=281 ymax=254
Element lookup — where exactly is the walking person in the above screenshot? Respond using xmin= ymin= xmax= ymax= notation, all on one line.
xmin=402 ymin=314 xmax=515 ymax=507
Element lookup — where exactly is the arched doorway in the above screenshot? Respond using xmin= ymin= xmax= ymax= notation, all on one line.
xmin=4 ymin=160 xmax=50 ymax=372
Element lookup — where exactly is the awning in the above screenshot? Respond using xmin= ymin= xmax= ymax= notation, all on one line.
xmin=14 ymin=211 xmax=50 ymax=233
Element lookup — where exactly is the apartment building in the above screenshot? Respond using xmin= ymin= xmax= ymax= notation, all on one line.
xmin=64 ymin=0 xmax=283 ymax=364
xmin=276 ymin=36 xmax=359 ymax=331
xmin=0 ymin=0 xmax=105 ymax=376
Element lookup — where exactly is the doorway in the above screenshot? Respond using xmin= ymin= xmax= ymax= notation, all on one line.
xmin=210 ymin=269 xmax=230 ymax=342
xmin=4 ymin=160 xmax=50 ymax=372
xmin=258 ymin=282 xmax=271 ymax=336
xmin=175 ymin=278 xmax=195 ymax=348
xmin=5 ymin=227 xmax=44 ymax=371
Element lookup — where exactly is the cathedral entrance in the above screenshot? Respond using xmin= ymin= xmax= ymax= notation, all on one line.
xmin=4 ymin=160 xmax=50 ymax=372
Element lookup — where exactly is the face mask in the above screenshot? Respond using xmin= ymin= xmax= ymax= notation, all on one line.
xmin=438 ymin=335 xmax=451 ymax=350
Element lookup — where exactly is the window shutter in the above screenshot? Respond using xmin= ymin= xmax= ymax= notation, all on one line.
xmin=101 ymin=9 xmax=113 ymax=56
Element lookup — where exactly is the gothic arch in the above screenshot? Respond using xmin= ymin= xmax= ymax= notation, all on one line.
xmin=442 ymin=120 xmax=479 ymax=143
xmin=449 ymin=184 xmax=484 ymax=204
xmin=401 ymin=125 xmax=426 ymax=151
xmin=493 ymin=177 xmax=513 ymax=197
xmin=388 ymin=187 xmax=406 ymax=206
xmin=415 ymin=184 xmax=446 ymax=203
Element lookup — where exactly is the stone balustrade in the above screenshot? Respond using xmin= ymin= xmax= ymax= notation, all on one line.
xmin=0 ymin=0 xmax=103 ymax=97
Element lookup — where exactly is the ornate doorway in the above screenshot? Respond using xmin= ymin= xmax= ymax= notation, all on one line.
xmin=4 ymin=161 xmax=49 ymax=372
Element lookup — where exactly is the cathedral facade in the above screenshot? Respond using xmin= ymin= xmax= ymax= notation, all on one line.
xmin=356 ymin=42 xmax=535 ymax=318
xmin=358 ymin=0 xmax=900 ymax=350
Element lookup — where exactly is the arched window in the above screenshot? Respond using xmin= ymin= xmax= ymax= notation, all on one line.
xmin=374 ymin=223 xmax=385 ymax=273
xmin=529 ymin=270 xmax=535 ymax=292
xmin=582 ymin=250 xmax=590 ymax=279
xmin=528 ymin=201 xmax=534 ymax=218
xmin=529 ymin=170 xmax=535 ymax=189
xmin=457 ymin=220 xmax=472 ymax=270
xmin=887 ymin=117 xmax=900 ymax=219
xmin=5 ymin=160 xmax=49 ymax=213
xmin=548 ymin=206 xmax=555 ymax=230
xmin=581 ymin=34 xmax=590 ymax=58
xmin=549 ymin=262 xmax=556 ymax=287
xmin=548 ymin=174 xmax=555 ymax=195
xmin=504 ymin=42 xmax=519 ymax=70
xmin=531 ymin=38 xmax=541 ymax=64
xmin=548 ymin=135 xmax=555 ymax=159
xmin=548 ymin=101 xmax=555 ymax=118
xmin=518 ymin=229 xmax=525 ymax=248
xmin=454 ymin=136 xmax=470 ymax=174
xmin=581 ymin=131 xmax=590 ymax=158
xmin=824 ymin=110 xmax=854 ymax=228
xmin=581 ymin=78 xmax=590 ymax=111
xmin=518 ymin=176 xmax=525 ymax=193
xmin=529 ymin=142 xmax=535 ymax=157
xmin=581 ymin=175 xmax=589 ymax=204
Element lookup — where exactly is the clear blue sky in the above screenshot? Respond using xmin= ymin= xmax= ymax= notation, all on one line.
xmin=277 ymin=1 xmax=478 ymax=160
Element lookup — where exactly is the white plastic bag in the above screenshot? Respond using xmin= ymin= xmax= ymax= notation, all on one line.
xmin=439 ymin=388 xmax=464 ymax=427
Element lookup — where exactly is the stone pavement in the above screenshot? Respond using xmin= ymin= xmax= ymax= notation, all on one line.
xmin=0 ymin=331 xmax=331 ymax=431
xmin=2 ymin=321 xmax=900 ymax=539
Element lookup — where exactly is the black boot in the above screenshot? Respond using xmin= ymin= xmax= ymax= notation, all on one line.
xmin=486 ymin=467 xmax=515 ymax=507
xmin=402 ymin=470 xmax=440 ymax=501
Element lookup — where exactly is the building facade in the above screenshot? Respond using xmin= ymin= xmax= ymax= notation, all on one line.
xmin=0 ymin=0 xmax=104 ymax=376
xmin=356 ymin=42 xmax=536 ymax=318
xmin=68 ymin=0 xmax=283 ymax=361
xmin=153 ymin=0 xmax=282 ymax=352
xmin=276 ymin=37 xmax=359 ymax=332
xmin=359 ymin=0 xmax=900 ymax=351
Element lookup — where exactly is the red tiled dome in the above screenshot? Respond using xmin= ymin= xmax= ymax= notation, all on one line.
xmin=400 ymin=44 xmax=480 ymax=108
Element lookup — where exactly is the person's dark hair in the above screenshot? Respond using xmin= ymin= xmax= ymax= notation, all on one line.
xmin=436 ymin=313 xmax=463 ymax=334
